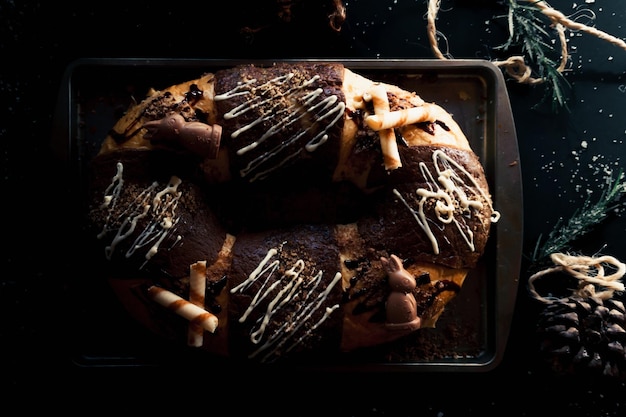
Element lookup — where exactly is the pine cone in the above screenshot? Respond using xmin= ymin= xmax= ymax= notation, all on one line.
xmin=537 ymin=295 xmax=626 ymax=379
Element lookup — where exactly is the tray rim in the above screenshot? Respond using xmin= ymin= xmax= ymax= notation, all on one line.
xmin=54 ymin=57 xmax=523 ymax=372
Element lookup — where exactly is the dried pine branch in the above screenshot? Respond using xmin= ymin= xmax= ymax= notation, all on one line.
xmin=494 ymin=0 xmax=571 ymax=111
xmin=532 ymin=170 xmax=626 ymax=263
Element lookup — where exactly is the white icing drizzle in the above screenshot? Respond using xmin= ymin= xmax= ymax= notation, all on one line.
xmin=99 ymin=162 xmax=124 ymax=210
xmin=393 ymin=149 xmax=499 ymax=255
xmin=279 ymin=280 xmax=341 ymax=357
xmin=97 ymin=163 xmax=183 ymax=268
xmin=252 ymin=272 xmax=342 ymax=363
xmin=230 ymin=244 xmax=342 ymax=362
xmin=213 ymin=78 xmax=261 ymax=107
xmin=214 ymin=71 xmax=345 ymax=182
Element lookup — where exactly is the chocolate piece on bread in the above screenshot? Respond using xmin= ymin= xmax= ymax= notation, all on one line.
xmin=214 ymin=62 xmax=346 ymax=183
xmin=227 ymin=225 xmax=344 ymax=362
xmin=359 ymin=145 xmax=494 ymax=270
xmin=86 ymin=62 xmax=498 ymax=363
xmin=87 ymin=148 xmax=228 ymax=282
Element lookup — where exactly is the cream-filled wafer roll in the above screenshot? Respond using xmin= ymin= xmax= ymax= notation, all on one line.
xmin=86 ymin=62 xmax=497 ymax=363
xmin=365 ymin=106 xmax=431 ymax=131
xmin=147 ymin=285 xmax=218 ymax=333
xmin=188 ymin=261 xmax=208 ymax=346
xmin=364 ymin=84 xmax=400 ymax=170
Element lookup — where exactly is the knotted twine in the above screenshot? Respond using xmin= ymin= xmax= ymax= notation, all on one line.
xmin=528 ymin=253 xmax=626 ymax=304
xmin=426 ymin=0 xmax=626 ymax=85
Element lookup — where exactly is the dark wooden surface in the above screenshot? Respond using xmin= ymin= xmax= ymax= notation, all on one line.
xmin=2 ymin=0 xmax=626 ymax=414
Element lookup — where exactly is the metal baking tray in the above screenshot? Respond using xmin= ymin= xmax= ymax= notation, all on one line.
xmin=53 ymin=58 xmax=522 ymax=372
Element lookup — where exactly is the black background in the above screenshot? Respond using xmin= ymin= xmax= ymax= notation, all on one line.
xmin=2 ymin=0 xmax=626 ymax=414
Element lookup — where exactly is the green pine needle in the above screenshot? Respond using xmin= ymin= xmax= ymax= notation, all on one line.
xmin=531 ymin=170 xmax=626 ymax=263
xmin=495 ymin=0 xmax=571 ymax=111
xmin=536 ymin=55 xmax=570 ymax=112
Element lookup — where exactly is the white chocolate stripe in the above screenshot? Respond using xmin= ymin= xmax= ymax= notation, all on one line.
xmin=231 ymin=245 xmax=342 ymax=363
xmin=213 ymin=77 xmax=259 ymax=106
xmin=393 ymin=149 xmax=498 ymax=255
xmin=220 ymin=74 xmax=296 ymax=123
xmin=239 ymin=97 xmax=345 ymax=182
xmin=128 ymin=178 xmax=182 ymax=267
xmin=281 ymin=273 xmax=342 ymax=356
xmin=284 ymin=305 xmax=341 ymax=357
xmin=230 ymin=248 xmax=279 ymax=294
xmin=214 ymin=71 xmax=345 ymax=182
xmin=103 ymin=203 xmax=150 ymax=260
xmin=99 ymin=162 xmax=124 ymax=210
xmin=253 ymin=271 xmax=342 ymax=362
xmin=97 ymin=162 xmax=184 ymax=268
xmin=236 ymin=93 xmax=313 ymax=156
xmin=304 ymin=94 xmax=345 ymax=152
xmin=249 ymin=260 xmax=305 ymax=344
xmin=250 ymin=269 xmax=316 ymax=354
xmin=430 ymin=149 xmax=499 ymax=221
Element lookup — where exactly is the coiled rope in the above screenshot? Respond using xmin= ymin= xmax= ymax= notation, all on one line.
xmin=426 ymin=0 xmax=626 ymax=85
xmin=528 ymin=253 xmax=626 ymax=304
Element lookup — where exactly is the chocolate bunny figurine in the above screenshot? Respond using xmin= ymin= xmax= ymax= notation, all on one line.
xmin=382 ymin=254 xmax=422 ymax=331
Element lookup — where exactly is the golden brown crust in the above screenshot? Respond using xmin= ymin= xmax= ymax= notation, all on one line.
xmin=99 ymin=73 xmax=217 ymax=154
xmin=86 ymin=62 xmax=495 ymax=362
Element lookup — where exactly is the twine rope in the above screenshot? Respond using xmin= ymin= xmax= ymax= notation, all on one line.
xmin=426 ymin=0 xmax=626 ymax=85
xmin=426 ymin=0 xmax=445 ymax=60
xmin=528 ymin=253 xmax=626 ymax=304
xmin=532 ymin=0 xmax=626 ymax=51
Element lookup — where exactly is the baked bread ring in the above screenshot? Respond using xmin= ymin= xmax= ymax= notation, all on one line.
xmin=86 ymin=62 xmax=498 ymax=363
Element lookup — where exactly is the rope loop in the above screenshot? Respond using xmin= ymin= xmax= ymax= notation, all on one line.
xmin=528 ymin=253 xmax=626 ymax=304
xmin=426 ymin=0 xmax=626 ymax=85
